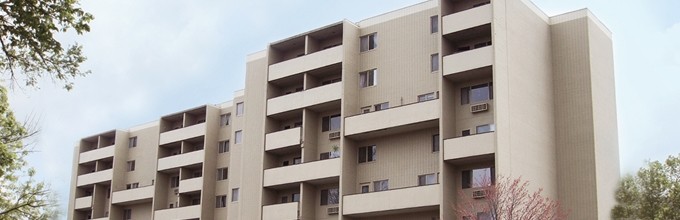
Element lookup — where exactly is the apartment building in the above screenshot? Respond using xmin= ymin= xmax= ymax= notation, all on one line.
xmin=68 ymin=0 xmax=619 ymax=219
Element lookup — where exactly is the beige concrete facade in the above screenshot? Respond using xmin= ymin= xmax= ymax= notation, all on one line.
xmin=68 ymin=0 xmax=619 ymax=219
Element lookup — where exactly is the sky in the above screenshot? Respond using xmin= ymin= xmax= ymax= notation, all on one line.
xmin=4 ymin=0 xmax=680 ymax=218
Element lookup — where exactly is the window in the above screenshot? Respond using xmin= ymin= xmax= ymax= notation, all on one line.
xmin=359 ymin=69 xmax=377 ymax=88
xmin=418 ymin=173 xmax=438 ymax=186
xmin=281 ymin=196 xmax=288 ymax=203
xmin=320 ymin=188 xmax=339 ymax=205
xmin=235 ymin=102 xmax=244 ymax=116
xmin=231 ymin=188 xmax=240 ymax=202
xmin=291 ymin=193 xmax=300 ymax=202
xmin=282 ymin=161 xmax=289 ymax=166
xmin=220 ymin=114 xmax=230 ymax=126
xmin=462 ymin=130 xmax=471 ymax=136
xmin=128 ymin=137 xmax=137 ymax=148
xmin=321 ymin=114 xmax=341 ymax=132
xmin=474 ymin=41 xmax=492 ymax=49
xmin=462 ymin=167 xmax=494 ymax=189
xmin=123 ymin=209 xmax=132 ymax=220
xmin=360 ymin=33 xmax=377 ymax=52
xmin=292 ymin=157 xmax=302 ymax=165
xmin=476 ymin=124 xmax=495 ymax=134
xmin=358 ymin=145 xmax=376 ymax=163
xmin=418 ymin=92 xmax=436 ymax=102
xmin=361 ymin=184 xmax=370 ymax=193
xmin=170 ymin=176 xmax=180 ymax=188
xmin=320 ymin=150 xmax=340 ymax=160
xmin=216 ymin=195 xmax=227 ymax=208
xmin=191 ymin=198 xmax=200 ymax=205
xmin=126 ymin=160 xmax=135 ymax=172
xmin=374 ymin=102 xmax=389 ymax=111
xmin=234 ymin=130 xmax=243 ymax=144
xmin=461 ymin=83 xmax=493 ymax=104
xmin=373 ymin=180 xmax=389 ymax=192
xmin=361 ymin=106 xmax=371 ymax=114
xmin=477 ymin=212 xmax=492 ymax=220
xmin=431 ymin=53 xmax=439 ymax=72
xmin=430 ymin=15 xmax=439 ymax=33
xmin=432 ymin=134 xmax=440 ymax=152
xmin=217 ymin=168 xmax=228 ymax=181
xmin=321 ymin=78 xmax=341 ymax=85
xmin=218 ymin=140 xmax=230 ymax=153
xmin=126 ymin=183 xmax=139 ymax=189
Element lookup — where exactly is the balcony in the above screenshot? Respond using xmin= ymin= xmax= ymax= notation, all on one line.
xmin=267 ymin=82 xmax=342 ymax=116
xmin=74 ymin=196 xmax=92 ymax=210
xmin=154 ymin=204 xmax=201 ymax=220
xmin=78 ymin=146 xmax=115 ymax=164
xmin=263 ymin=202 xmax=299 ymax=220
xmin=263 ymin=158 xmax=341 ymax=187
xmin=443 ymin=45 xmax=493 ymax=78
xmin=159 ymin=123 xmax=206 ymax=145
xmin=76 ymin=169 xmax=112 ymax=186
xmin=344 ymin=100 xmax=440 ymax=139
xmin=157 ymin=150 xmax=204 ymax=171
xmin=179 ymin=177 xmax=203 ymax=194
xmin=269 ymin=45 xmax=343 ymax=82
xmin=444 ymin=132 xmax=495 ymax=161
xmin=442 ymin=4 xmax=492 ymax=35
xmin=265 ymin=127 xmax=302 ymax=152
xmin=343 ymin=184 xmax=440 ymax=216
xmin=111 ymin=185 xmax=154 ymax=205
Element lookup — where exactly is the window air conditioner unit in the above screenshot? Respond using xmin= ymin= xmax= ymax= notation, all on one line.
xmin=329 ymin=131 xmax=341 ymax=140
xmin=470 ymin=103 xmax=489 ymax=113
xmin=472 ymin=190 xmax=487 ymax=199
xmin=327 ymin=207 xmax=339 ymax=215
xmin=174 ymin=189 xmax=179 ymax=195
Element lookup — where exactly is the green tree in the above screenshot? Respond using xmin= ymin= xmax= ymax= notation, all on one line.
xmin=612 ymin=154 xmax=680 ymax=220
xmin=0 ymin=0 xmax=93 ymax=218
xmin=0 ymin=87 xmax=57 ymax=219
xmin=0 ymin=0 xmax=93 ymax=90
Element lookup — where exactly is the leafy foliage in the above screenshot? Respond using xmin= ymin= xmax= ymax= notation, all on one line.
xmin=0 ymin=86 xmax=57 ymax=219
xmin=612 ymin=154 xmax=680 ymax=220
xmin=0 ymin=0 xmax=93 ymax=90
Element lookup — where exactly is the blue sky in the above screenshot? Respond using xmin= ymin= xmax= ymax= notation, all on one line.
xmin=5 ymin=0 xmax=679 ymax=218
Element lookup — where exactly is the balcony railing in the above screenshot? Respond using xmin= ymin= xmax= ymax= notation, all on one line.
xmin=444 ymin=132 xmax=495 ymax=161
xmin=344 ymin=99 xmax=440 ymax=137
xmin=76 ymin=169 xmax=113 ymax=186
xmin=74 ymin=196 xmax=92 ymax=209
xmin=267 ymin=82 xmax=342 ymax=116
xmin=443 ymin=45 xmax=493 ymax=77
xmin=159 ymin=123 xmax=206 ymax=145
xmin=263 ymin=158 xmax=341 ymax=187
xmin=269 ymin=45 xmax=343 ymax=81
xmin=154 ymin=204 xmax=201 ymax=220
xmin=265 ymin=127 xmax=302 ymax=152
xmin=157 ymin=150 xmax=204 ymax=171
xmin=442 ymin=4 xmax=492 ymax=35
xmin=111 ymin=185 xmax=154 ymax=204
xmin=262 ymin=202 xmax=299 ymax=220
xmin=343 ymin=184 xmax=440 ymax=216
xmin=179 ymin=177 xmax=203 ymax=193
xmin=79 ymin=146 xmax=115 ymax=164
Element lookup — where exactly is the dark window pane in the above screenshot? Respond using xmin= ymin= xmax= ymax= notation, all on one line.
xmin=322 ymin=116 xmax=330 ymax=132
xmin=330 ymin=115 xmax=341 ymax=131
xmin=432 ymin=134 xmax=440 ymax=152
xmin=470 ymin=84 xmax=490 ymax=103
xmin=462 ymin=170 xmax=471 ymax=189
xmin=461 ymin=88 xmax=470 ymax=105
xmin=369 ymin=146 xmax=376 ymax=162
xmin=281 ymin=196 xmax=288 ymax=203
xmin=320 ymin=153 xmax=330 ymax=160
xmin=358 ymin=147 xmax=367 ymax=163
xmin=462 ymin=130 xmax=471 ymax=136
xmin=320 ymin=189 xmax=328 ymax=205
